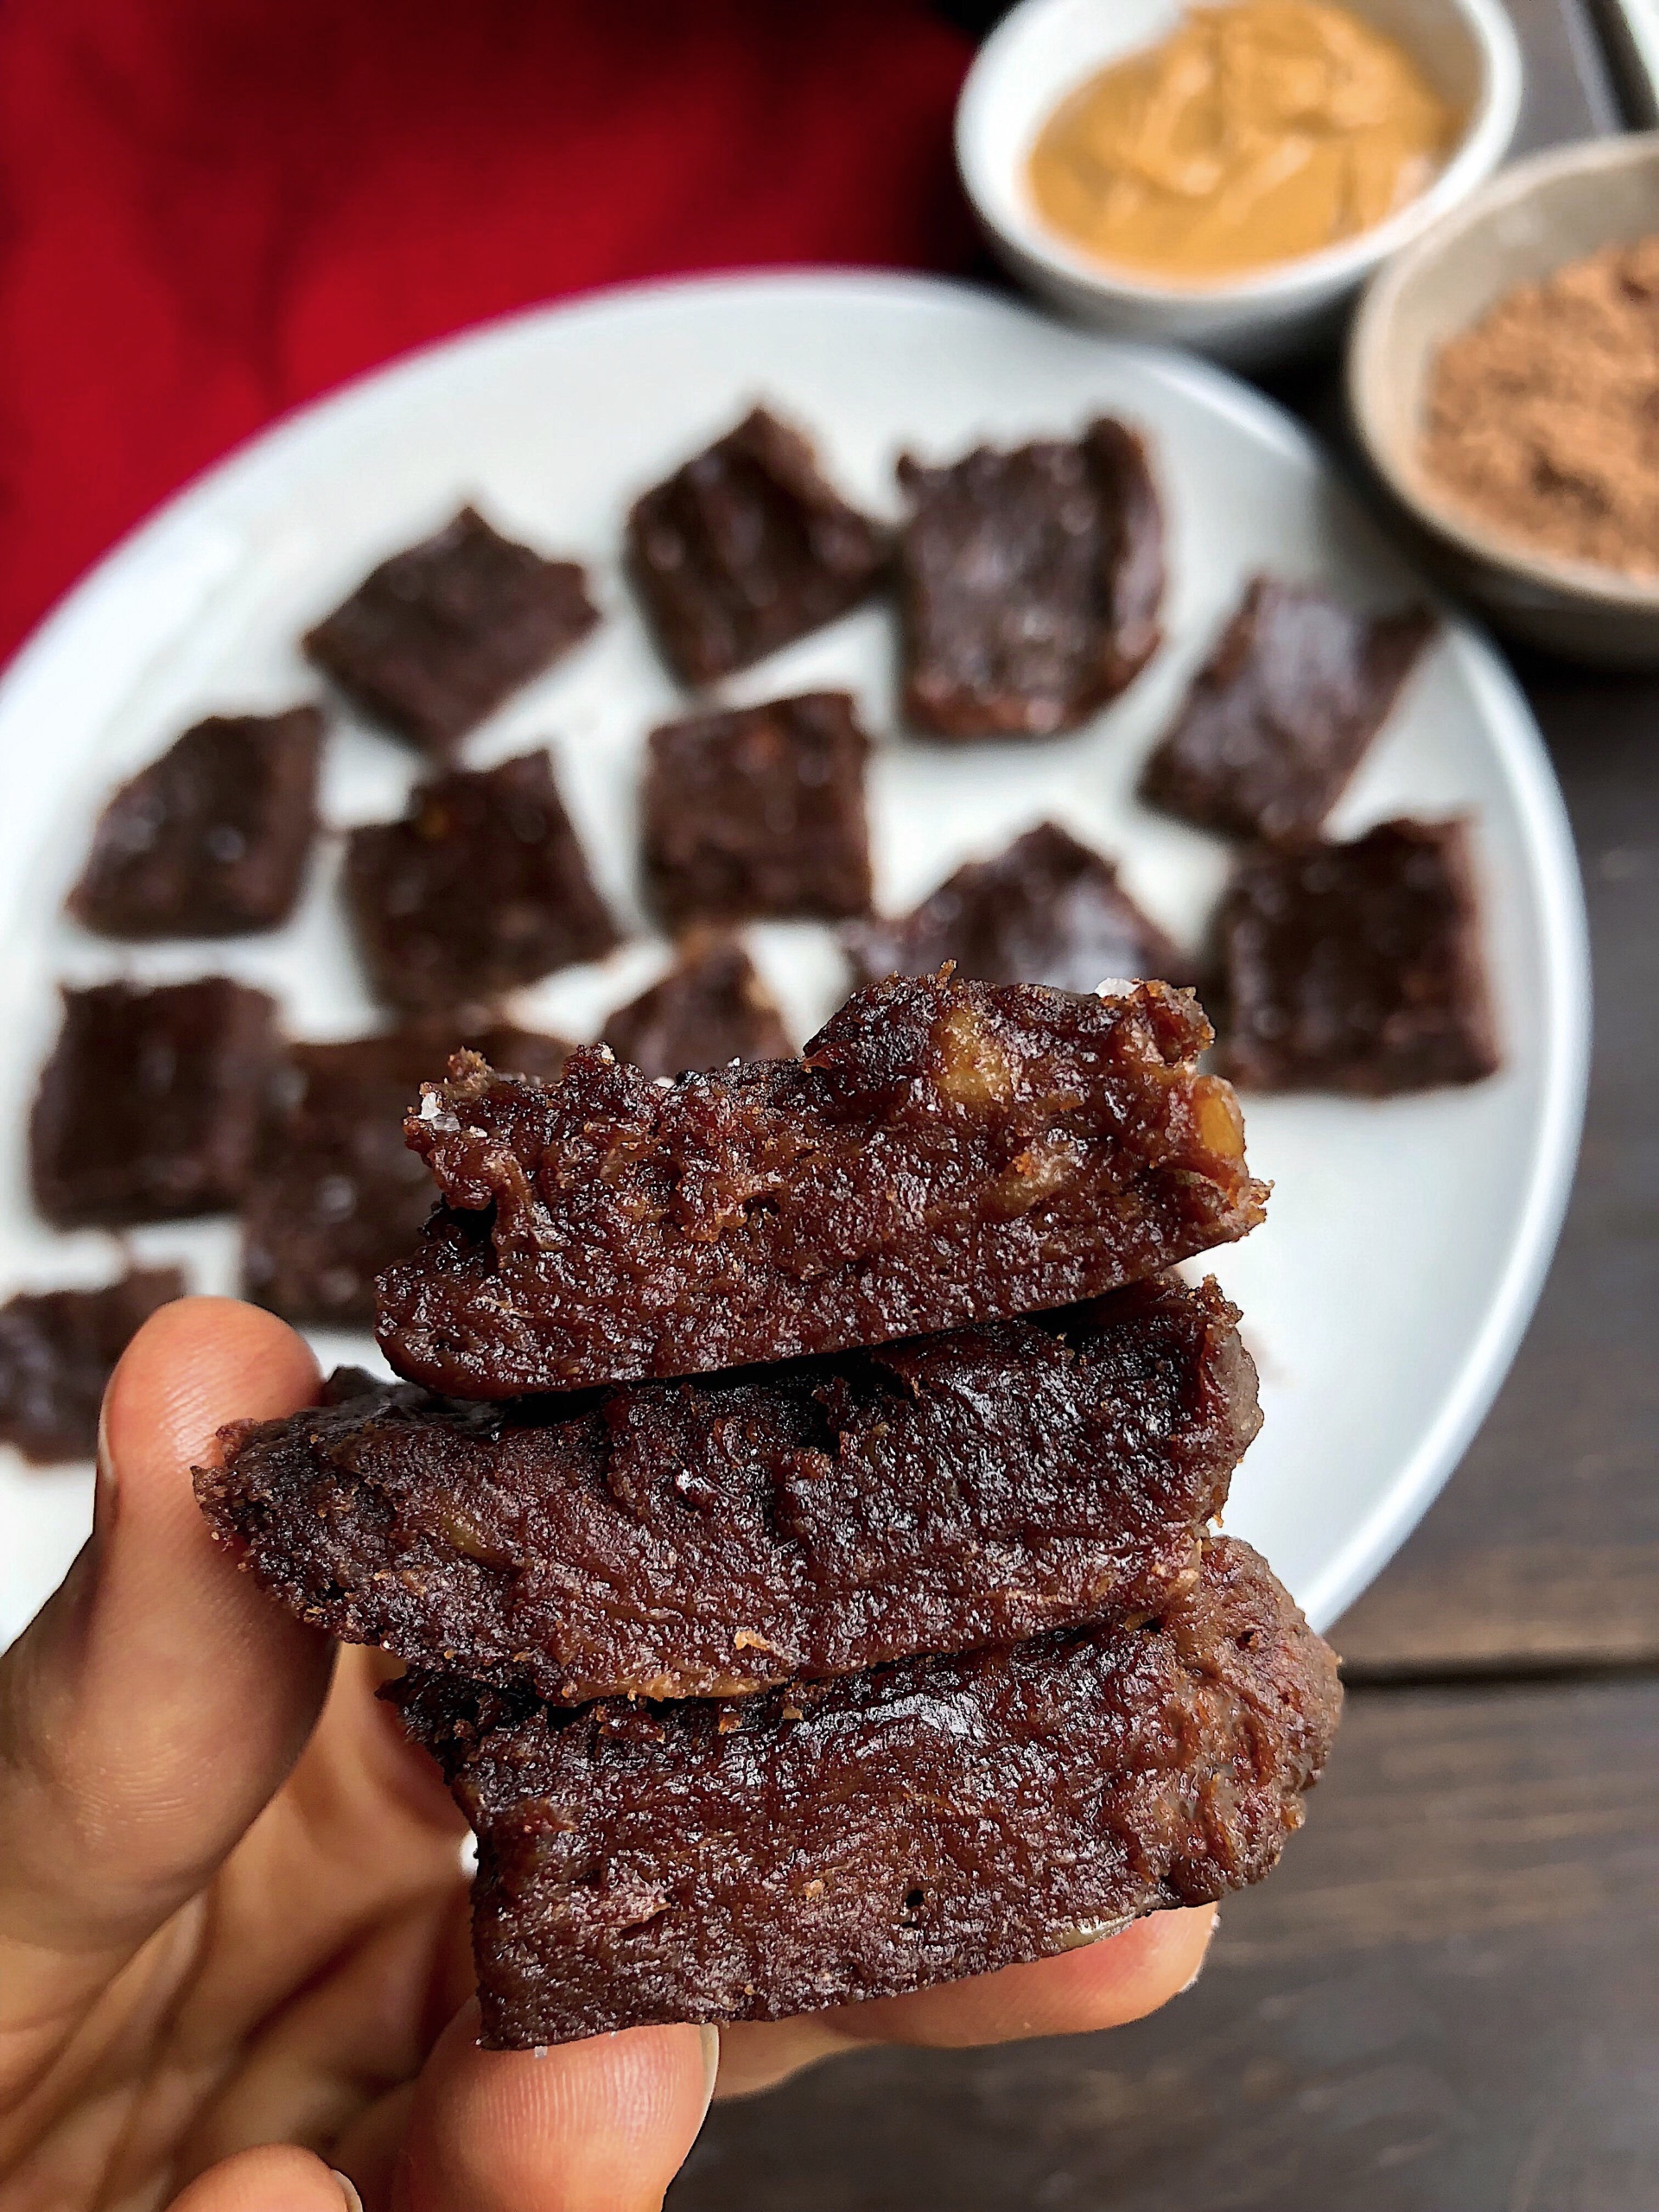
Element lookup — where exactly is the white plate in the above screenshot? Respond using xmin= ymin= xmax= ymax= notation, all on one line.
xmin=0 ymin=271 xmax=1588 ymax=1647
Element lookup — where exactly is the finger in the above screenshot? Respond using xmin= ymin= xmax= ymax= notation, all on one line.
xmin=714 ymin=1907 xmax=1217 ymax=2098
xmin=176 ymin=1891 xmax=461 ymax=2182
xmin=168 ymin=2142 xmax=358 ymax=2210
xmin=0 ymin=1300 xmax=329 ymax=2041
xmin=395 ymin=2006 xmax=715 ymax=2212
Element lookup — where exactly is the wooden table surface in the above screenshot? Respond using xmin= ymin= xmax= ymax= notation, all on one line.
xmin=671 ymin=7 xmax=1658 ymax=2205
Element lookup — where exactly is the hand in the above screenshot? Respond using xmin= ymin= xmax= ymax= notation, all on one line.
xmin=0 ymin=1297 xmax=1216 ymax=2211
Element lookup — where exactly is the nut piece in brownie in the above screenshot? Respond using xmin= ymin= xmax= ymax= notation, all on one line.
xmin=31 ymin=979 xmax=280 ymax=1227
xmin=375 ymin=972 xmax=1268 ymax=1395
xmin=344 ymin=749 xmax=617 ymax=1014
xmin=68 ymin=709 xmax=322 ymax=939
xmin=601 ymin=936 xmax=791 ymax=1080
xmin=626 ymin=407 xmax=887 ymax=684
xmin=1215 ymin=817 xmax=1499 ymax=1095
xmin=303 ymin=506 xmax=598 ymax=759
xmin=392 ymin=1537 xmax=1339 ymax=2044
xmin=201 ymin=1274 xmax=1260 ymax=1703
xmin=1 ymin=1268 xmax=187 ymax=1464
xmin=848 ymin=820 xmax=1180 ymax=993
xmin=243 ymin=1021 xmax=571 ymax=1328
xmin=1140 ymin=576 xmax=1434 ymax=842
xmin=642 ymin=691 xmax=873 ymax=927
xmin=897 ymin=417 xmax=1164 ymax=738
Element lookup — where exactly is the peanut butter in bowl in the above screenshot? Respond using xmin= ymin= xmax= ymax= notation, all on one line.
xmin=1027 ymin=0 xmax=1459 ymax=283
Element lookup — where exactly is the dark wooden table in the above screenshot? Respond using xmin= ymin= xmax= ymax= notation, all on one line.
xmin=671 ymin=7 xmax=1659 ymax=2205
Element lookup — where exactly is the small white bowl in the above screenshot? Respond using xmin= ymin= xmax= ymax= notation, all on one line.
xmin=1349 ymin=132 xmax=1659 ymax=666
xmin=956 ymin=0 xmax=1522 ymax=366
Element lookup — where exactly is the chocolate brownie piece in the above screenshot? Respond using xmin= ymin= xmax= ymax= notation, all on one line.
xmin=202 ymin=1274 xmax=1260 ymax=1702
xmin=344 ymin=749 xmax=617 ymax=1014
xmin=243 ymin=1020 xmax=571 ymax=1328
xmin=0 ymin=1268 xmax=187 ymax=1463
xmin=303 ymin=507 xmax=598 ymax=759
xmin=31 ymin=979 xmax=280 ymax=1227
xmin=393 ymin=1537 xmax=1339 ymax=2044
xmin=376 ymin=972 xmax=1267 ymax=1395
xmin=897 ymin=418 xmax=1164 ymax=738
xmin=68 ymin=709 xmax=323 ymax=939
xmin=1140 ymin=577 xmax=1434 ymax=842
xmin=601 ymin=936 xmax=791 ymax=1079
xmin=849 ymin=821 xmax=1181 ymax=993
xmin=627 ymin=408 xmax=888 ymax=685
xmin=1215 ymin=818 xmax=1499 ymax=1095
xmin=642 ymin=692 xmax=873 ymax=927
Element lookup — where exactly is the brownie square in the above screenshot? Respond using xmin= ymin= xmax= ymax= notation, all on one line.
xmin=897 ymin=417 xmax=1165 ymax=738
xmin=627 ymin=407 xmax=888 ymax=684
xmin=31 ymin=978 xmax=281 ymax=1226
xmin=68 ymin=709 xmax=323 ymax=940
xmin=243 ymin=1019 xmax=570 ymax=1327
xmin=1141 ymin=577 xmax=1434 ymax=842
xmin=303 ymin=507 xmax=598 ymax=759
xmin=0 ymin=1268 xmax=187 ymax=1463
xmin=642 ymin=692 xmax=873 ymax=926
xmin=1215 ymin=819 xmax=1500 ymax=1095
xmin=848 ymin=821 xmax=1181 ymax=993
xmin=344 ymin=748 xmax=618 ymax=1014
xmin=601 ymin=935 xmax=792 ymax=1079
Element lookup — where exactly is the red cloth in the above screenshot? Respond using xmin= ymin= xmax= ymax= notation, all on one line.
xmin=0 ymin=0 xmax=973 ymax=669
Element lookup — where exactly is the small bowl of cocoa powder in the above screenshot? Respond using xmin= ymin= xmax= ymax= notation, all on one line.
xmin=1349 ymin=132 xmax=1659 ymax=666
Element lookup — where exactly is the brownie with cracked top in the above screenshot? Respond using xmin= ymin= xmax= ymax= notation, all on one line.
xmin=374 ymin=973 xmax=1267 ymax=1396
xmin=69 ymin=709 xmax=323 ymax=938
xmin=1 ymin=1268 xmax=186 ymax=1463
xmin=1215 ymin=817 xmax=1499 ymax=1095
xmin=627 ymin=407 xmax=887 ymax=684
xmin=897 ymin=418 xmax=1164 ymax=737
xmin=1140 ymin=577 xmax=1433 ymax=842
xmin=848 ymin=820 xmax=1181 ymax=993
xmin=201 ymin=1274 xmax=1260 ymax=1703
xmin=344 ymin=749 xmax=617 ymax=1014
xmin=601 ymin=937 xmax=791 ymax=1080
xmin=31 ymin=979 xmax=280 ymax=1227
xmin=304 ymin=506 xmax=597 ymax=759
xmin=391 ymin=1538 xmax=1339 ymax=2044
xmin=642 ymin=691 xmax=873 ymax=927
xmin=242 ymin=1021 xmax=571 ymax=1328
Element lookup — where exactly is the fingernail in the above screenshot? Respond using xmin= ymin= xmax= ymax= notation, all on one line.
xmin=331 ymin=2171 xmax=365 ymax=2212
xmin=697 ymin=2024 xmax=720 ymax=2116
xmin=93 ymin=1401 xmax=118 ymax=1529
xmin=1179 ymin=1908 xmax=1220 ymax=1994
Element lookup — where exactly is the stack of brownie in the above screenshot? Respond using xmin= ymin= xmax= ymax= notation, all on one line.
xmin=200 ymin=969 xmax=1341 ymax=2045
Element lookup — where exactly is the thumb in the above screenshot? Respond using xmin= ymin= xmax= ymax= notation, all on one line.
xmin=395 ymin=2007 xmax=716 ymax=2212
xmin=0 ymin=1298 xmax=330 ymax=2059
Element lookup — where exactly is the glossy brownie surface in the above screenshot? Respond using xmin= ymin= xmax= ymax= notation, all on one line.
xmin=1140 ymin=577 xmax=1433 ymax=842
xmin=203 ymin=1275 xmax=1259 ymax=1702
xmin=31 ymin=978 xmax=280 ymax=1227
xmin=394 ymin=1538 xmax=1339 ymax=2043
xmin=848 ymin=820 xmax=1180 ymax=993
xmin=345 ymin=749 xmax=617 ymax=1014
xmin=601 ymin=937 xmax=791 ymax=1080
xmin=304 ymin=506 xmax=597 ymax=758
xmin=0 ymin=1268 xmax=186 ymax=1463
xmin=627 ymin=408 xmax=887 ymax=684
xmin=897 ymin=418 xmax=1164 ymax=738
xmin=242 ymin=1021 xmax=570 ymax=1328
xmin=376 ymin=974 xmax=1268 ymax=1395
xmin=642 ymin=692 xmax=873 ymax=927
xmin=1216 ymin=818 xmax=1499 ymax=1095
xmin=69 ymin=709 xmax=322 ymax=939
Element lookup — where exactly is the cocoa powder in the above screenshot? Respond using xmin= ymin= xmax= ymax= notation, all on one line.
xmin=1421 ymin=235 xmax=1659 ymax=574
